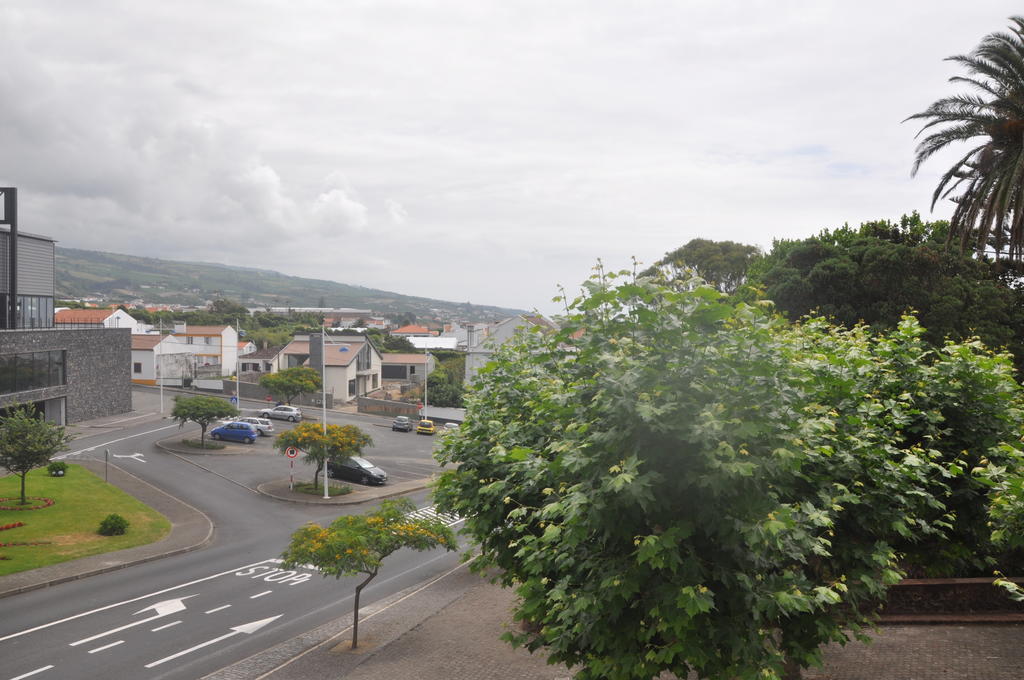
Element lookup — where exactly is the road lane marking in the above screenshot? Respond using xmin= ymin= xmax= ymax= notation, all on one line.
xmin=144 ymin=615 xmax=282 ymax=668
xmin=56 ymin=423 xmax=181 ymax=460
xmin=9 ymin=666 xmax=54 ymax=680
xmin=112 ymin=453 xmax=146 ymax=463
xmin=250 ymin=591 xmax=273 ymax=599
xmin=87 ymin=640 xmax=124 ymax=654
xmin=205 ymin=605 xmax=231 ymax=614
xmin=0 ymin=559 xmax=277 ymax=643
xmin=151 ymin=621 xmax=182 ymax=632
xmin=69 ymin=596 xmax=194 ymax=646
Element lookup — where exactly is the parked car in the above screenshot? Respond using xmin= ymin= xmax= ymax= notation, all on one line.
xmin=209 ymin=421 xmax=259 ymax=444
xmin=328 ymin=455 xmax=388 ymax=485
xmin=237 ymin=416 xmax=274 ymax=436
xmin=261 ymin=405 xmax=303 ymax=422
xmin=392 ymin=416 xmax=413 ymax=432
xmin=416 ymin=419 xmax=436 ymax=435
xmin=442 ymin=422 xmax=459 ymax=431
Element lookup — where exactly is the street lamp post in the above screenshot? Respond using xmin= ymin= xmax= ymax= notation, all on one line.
xmin=322 ymin=325 xmax=329 ymax=500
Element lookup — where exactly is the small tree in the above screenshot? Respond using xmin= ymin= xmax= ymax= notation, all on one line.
xmin=171 ymin=395 xmax=238 ymax=447
xmin=275 ymin=422 xmax=372 ymax=490
xmin=280 ymin=498 xmax=456 ymax=648
xmin=0 ymin=406 xmax=71 ymax=505
xmin=259 ymin=366 xmax=321 ymax=404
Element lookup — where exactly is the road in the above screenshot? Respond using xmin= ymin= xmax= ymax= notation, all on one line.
xmin=0 ymin=388 xmax=461 ymax=680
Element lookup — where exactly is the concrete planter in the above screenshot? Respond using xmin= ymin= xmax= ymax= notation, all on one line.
xmin=881 ymin=577 xmax=1024 ymax=622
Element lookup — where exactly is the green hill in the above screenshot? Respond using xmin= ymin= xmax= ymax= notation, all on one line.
xmin=55 ymin=247 xmax=525 ymax=321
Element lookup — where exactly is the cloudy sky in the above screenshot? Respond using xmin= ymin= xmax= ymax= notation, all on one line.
xmin=1 ymin=2 xmax=1020 ymax=315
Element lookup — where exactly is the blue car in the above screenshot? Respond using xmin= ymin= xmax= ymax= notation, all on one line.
xmin=209 ymin=421 xmax=259 ymax=444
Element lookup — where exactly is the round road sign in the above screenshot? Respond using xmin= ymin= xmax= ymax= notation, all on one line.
xmin=285 ymin=447 xmax=299 ymax=458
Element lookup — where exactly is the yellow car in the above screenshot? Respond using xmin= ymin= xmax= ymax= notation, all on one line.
xmin=416 ymin=419 xmax=436 ymax=435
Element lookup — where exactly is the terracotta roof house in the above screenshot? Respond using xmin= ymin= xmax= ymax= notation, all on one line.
xmin=278 ymin=335 xmax=383 ymax=402
xmin=391 ymin=324 xmax=435 ymax=337
xmin=170 ymin=323 xmax=239 ymax=371
xmin=54 ymin=307 xmax=140 ymax=333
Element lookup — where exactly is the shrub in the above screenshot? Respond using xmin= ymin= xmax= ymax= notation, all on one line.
xmin=98 ymin=513 xmax=129 ymax=536
xmin=47 ymin=461 xmax=68 ymax=477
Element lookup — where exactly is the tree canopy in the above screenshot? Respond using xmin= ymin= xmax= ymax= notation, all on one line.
xmin=434 ymin=269 xmax=1024 ymax=680
xmin=275 ymin=422 xmax=372 ymax=489
xmin=280 ymin=498 xmax=457 ymax=648
xmin=907 ymin=15 xmax=1024 ymax=262
xmin=643 ymin=238 xmax=761 ymax=293
xmin=259 ymin=366 xmax=322 ymax=404
xmin=170 ymin=395 xmax=238 ymax=447
xmin=750 ymin=213 xmax=1024 ymax=370
xmin=0 ymin=407 xmax=71 ymax=505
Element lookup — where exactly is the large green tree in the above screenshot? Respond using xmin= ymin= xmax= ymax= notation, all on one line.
xmin=907 ymin=16 xmax=1024 ymax=262
xmin=434 ymin=270 xmax=1024 ymax=680
xmin=259 ymin=366 xmax=322 ymax=404
xmin=280 ymin=498 xmax=456 ymax=649
xmin=751 ymin=213 xmax=1024 ymax=370
xmin=0 ymin=407 xmax=71 ymax=505
xmin=643 ymin=238 xmax=761 ymax=293
xmin=171 ymin=395 xmax=238 ymax=447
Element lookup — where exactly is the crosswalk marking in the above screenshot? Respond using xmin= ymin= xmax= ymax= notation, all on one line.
xmin=407 ymin=505 xmax=461 ymax=527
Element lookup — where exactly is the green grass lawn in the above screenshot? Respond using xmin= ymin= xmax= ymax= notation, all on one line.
xmin=0 ymin=464 xmax=171 ymax=576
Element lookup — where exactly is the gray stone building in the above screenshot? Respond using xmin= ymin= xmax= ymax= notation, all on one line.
xmin=0 ymin=189 xmax=131 ymax=423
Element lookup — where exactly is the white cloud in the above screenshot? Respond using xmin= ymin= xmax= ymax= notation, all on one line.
xmin=0 ymin=0 xmax=1021 ymax=314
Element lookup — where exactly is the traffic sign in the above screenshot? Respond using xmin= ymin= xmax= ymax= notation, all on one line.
xmin=230 ymin=396 xmax=238 ymax=405
xmin=285 ymin=447 xmax=299 ymax=459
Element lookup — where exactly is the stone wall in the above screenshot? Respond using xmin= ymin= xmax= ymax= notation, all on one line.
xmin=0 ymin=327 xmax=132 ymax=423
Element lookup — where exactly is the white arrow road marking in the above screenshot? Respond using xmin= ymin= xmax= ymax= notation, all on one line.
xmin=55 ymin=423 xmax=180 ymax=460
xmin=112 ymin=452 xmax=146 ymax=462
xmin=9 ymin=667 xmax=54 ymax=680
xmin=144 ymin=615 xmax=282 ymax=669
xmin=69 ymin=596 xmax=194 ymax=646
xmin=0 ymin=559 xmax=275 ymax=643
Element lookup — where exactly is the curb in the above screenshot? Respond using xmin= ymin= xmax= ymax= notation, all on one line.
xmin=255 ymin=479 xmax=432 ymax=505
xmin=0 ymin=459 xmax=215 ymax=599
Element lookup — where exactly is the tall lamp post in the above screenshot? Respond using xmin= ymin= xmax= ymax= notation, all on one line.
xmin=322 ymin=325 xmax=329 ymax=500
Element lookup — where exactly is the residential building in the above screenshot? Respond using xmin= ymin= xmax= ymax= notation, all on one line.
xmin=391 ymin=324 xmax=435 ymax=337
xmin=380 ymin=352 xmax=435 ymax=384
xmin=465 ymin=315 xmax=556 ymax=383
xmin=239 ymin=345 xmax=286 ymax=376
xmin=0 ymin=188 xmax=131 ymax=423
xmin=170 ymin=323 xmax=239 ymax=373
xmin=54 ymin=307 xmax=141 ymax=333
xmin=130 ymin=334 xmax=194 ymax=385
xmin=285 ymin=334 xmax=383 ymax=402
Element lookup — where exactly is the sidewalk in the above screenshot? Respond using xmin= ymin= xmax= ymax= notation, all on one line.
xmin=212 ymin=561 xmax=1024 ymax=680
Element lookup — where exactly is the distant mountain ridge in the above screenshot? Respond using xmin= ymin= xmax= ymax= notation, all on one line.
xmin=55 ymin=247 xmax=526 ymax=321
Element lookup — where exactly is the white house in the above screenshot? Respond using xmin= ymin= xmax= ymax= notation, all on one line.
xmin=54 ymin=307 xmax=141 ymax=334
xmin=131 ymin=334 xmax=194 ymax=385
xmin=282 ymin=335 xmax=383 ymax=402
xmin=170 ymin=323 xmax=239 ymax=373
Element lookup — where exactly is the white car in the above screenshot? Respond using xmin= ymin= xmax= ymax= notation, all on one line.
xmin=260 ymin=405 xmax=303 ymax=422
xmin=237 ymin=416 xmax=275 ymax=436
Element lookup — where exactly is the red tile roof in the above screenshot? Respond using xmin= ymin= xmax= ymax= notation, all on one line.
xmin=131 ymin=335 xmax=165 ymax=350
xmin=54 ymin=309 xmax=115 ymax=323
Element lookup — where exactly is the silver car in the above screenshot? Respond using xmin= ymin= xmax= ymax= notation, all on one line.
xmin=260 ymin=405 xmax=303 ymax=422
xmin=237 ymin=416 xmax=275 ymax=435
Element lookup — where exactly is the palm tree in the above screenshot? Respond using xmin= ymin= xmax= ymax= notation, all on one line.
xmin=907 ymin=16 xmax=1024 ymax=263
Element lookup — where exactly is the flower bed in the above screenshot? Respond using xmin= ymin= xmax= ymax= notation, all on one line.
xmin=0 ymin=521 xmax=25 ymax=531
xmin=0 ymin=497 xmax=55 ymax=511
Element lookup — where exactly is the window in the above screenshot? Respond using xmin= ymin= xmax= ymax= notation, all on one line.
xmin=409 ymin=365 xmax=416 ymax=375
xmin=348 ymin=378 xmax=356 ymax=396
xmin=0 ymin=350 xmax=67 ymax=395
xmin=133 ymin=362 xmax=142 ymax=374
